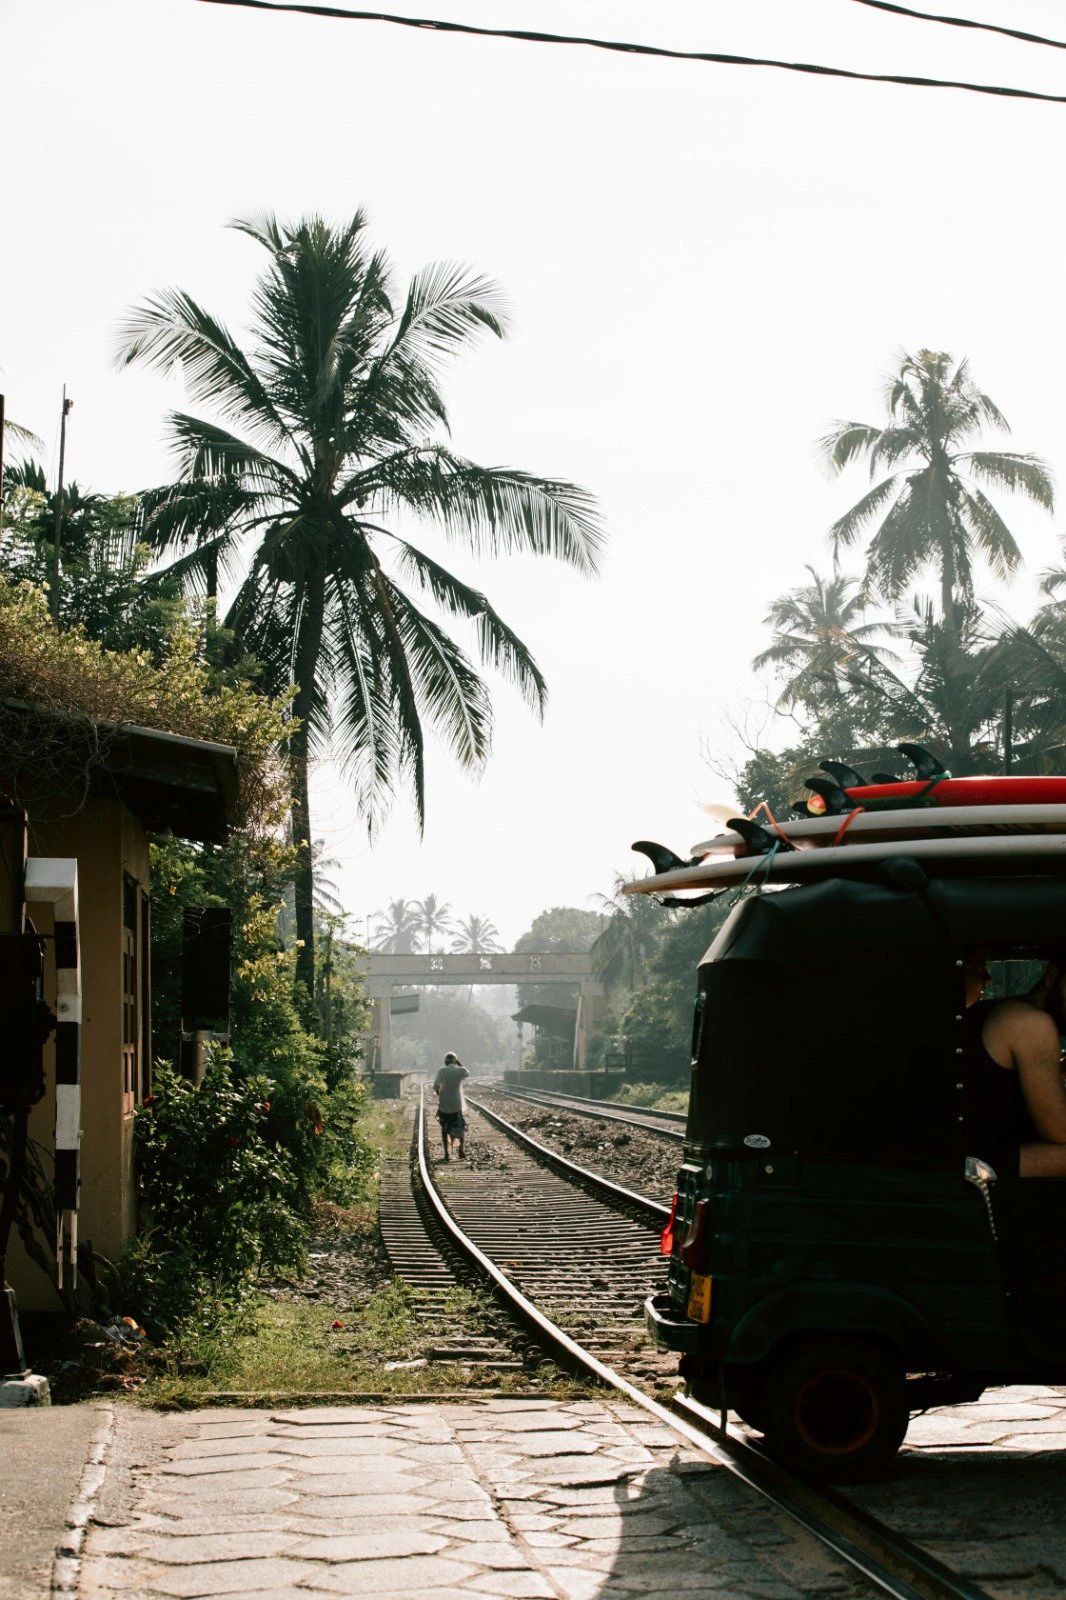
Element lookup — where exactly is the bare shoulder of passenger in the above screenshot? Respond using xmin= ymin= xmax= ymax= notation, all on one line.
xmin=985 ymin=1000 xmax=1059 ymax=1067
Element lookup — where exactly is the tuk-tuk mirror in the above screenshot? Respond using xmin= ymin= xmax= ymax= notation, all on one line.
xmin=965 ymin=1156 xmax=998 ymax=1238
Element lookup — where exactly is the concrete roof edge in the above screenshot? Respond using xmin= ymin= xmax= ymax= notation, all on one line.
xmin=0 ymin=697 xmax=238 ymax=763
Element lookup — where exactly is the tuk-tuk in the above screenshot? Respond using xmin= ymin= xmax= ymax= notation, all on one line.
xmin=645 ymin=861 xmax=1066 ymax=1480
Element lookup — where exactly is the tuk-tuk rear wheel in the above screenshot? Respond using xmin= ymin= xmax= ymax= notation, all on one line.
xmin=759 ymin=1336 xmax=908 ymax=1483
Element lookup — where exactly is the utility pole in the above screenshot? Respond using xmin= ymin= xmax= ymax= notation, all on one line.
xmin=51 ymin=387 xmax=73 ymax=621
xmin=1004 ymin=688 xmax=1014 ymax=775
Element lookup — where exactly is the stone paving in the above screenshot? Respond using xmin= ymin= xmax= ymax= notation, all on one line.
xmin=852 ymin=1387 xmax=1066 ymax=1600
xmin=79 ymin=1396 xmax=866 ymax=1600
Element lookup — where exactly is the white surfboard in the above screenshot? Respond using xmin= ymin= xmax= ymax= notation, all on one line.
xmin=689 ymin=803 xmax=1066 ymax=860
xmin=624 ymin=832 xmax=1066 ymax=896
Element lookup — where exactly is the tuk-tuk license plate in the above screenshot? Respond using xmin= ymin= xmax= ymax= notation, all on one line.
xmin=686 ymin=1273 xmax=712 ymax=1322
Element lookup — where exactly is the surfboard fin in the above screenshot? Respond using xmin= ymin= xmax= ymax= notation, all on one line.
xmin=803 ymin=776 xmax=851 ymax=816
xmin=871 ymin=771 xmax=903 ymax=785
xmin=727 ymin=818 xmax=794 ymax=855
xmin=820 ymin=760 xmax=867 ymax=790
xmin=897 ymin=743 xmax=949 ymax=781
xmin=632 ymin=840 xmax=692 ymax=876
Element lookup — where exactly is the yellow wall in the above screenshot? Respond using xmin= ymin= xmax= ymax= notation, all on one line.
xmin=7 ymin=797 xmax=149 ymax=1313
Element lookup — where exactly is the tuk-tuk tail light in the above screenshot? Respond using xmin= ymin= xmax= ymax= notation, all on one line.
xmin=660 ymin=1193 xmax=679 ymax=1257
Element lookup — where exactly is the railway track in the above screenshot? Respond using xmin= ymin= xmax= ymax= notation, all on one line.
xmin=480 ymin=1080 xmax=685 ymax=1139
xmin=406 ymin=1091 xmax=992 ymax=1600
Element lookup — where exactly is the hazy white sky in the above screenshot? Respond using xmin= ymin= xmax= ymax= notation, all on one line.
xmin=4 ymin=0 xmax=1066 ymax=946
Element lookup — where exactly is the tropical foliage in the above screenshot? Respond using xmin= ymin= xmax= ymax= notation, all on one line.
xmin=131 ymin=829 xmax=373 ymax=1334
xmin=0 ymin=581 xmax=289 ymax=828
xmin=741 ymin=350 xmax=1062 ymax=802
xmin=373 ymin=898 xmax=422 ymax=954
xmin=823 ymin=350 xmax=1052 ymax=627
xmin=599 ymin=350 xmax=1066 ymax=1080
xmin=592 ymin=880 xmax=669 ymax=996
xmin=413 ymin=892 xmax=453 ymax=952
xmin=372 ymin=898 xmax=500 ymax=954
xmin=2 ymin=473 xmax=183 ymax=656
xmin=116 ymin=210 xmax=603 ymax=997
xmin=451 ymin=913 xmax=500 ymax=954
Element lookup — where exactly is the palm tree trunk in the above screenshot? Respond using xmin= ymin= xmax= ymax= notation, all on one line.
xmin=291 ymin=729 xmax=316 ymax=1003
xmin=291 ymin=569 xmax=327 ymax=1006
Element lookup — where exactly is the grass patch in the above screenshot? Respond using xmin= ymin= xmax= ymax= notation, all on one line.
xmin=610 ymin=1081 xmax=688 ymax=1114
xmin=122 ymin=1094 xmax=589 ymax=1407
xmin=134 ymin=1291 xmax=589 ymax=1408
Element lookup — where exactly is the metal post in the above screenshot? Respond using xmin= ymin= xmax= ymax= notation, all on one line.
xmin=0 ymin=1109 xmax=30 ymax=1378
xmin=51 ymin=387 xmax=72 ymax=622
xmin=381 ymin=982 xmax=393 ymax=1073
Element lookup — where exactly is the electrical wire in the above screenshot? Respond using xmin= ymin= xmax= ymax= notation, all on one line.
xmin=844 ymin=0 xmax=1066 ymax=53
xmin=193 ymin=0 xmax=1066 ymax=103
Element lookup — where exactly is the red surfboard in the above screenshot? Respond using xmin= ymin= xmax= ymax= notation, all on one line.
xmin=813 ymin=775 xmax=1066 ymax=813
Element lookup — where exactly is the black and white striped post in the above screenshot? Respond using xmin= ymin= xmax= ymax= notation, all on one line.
xmin=24 ymin=859 xmax=81 ymax=1290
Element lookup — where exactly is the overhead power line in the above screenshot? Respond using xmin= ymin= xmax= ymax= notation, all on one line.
xmin=194 ymin=0 xmax=1066 ymax=104
xmin=846 ymin=0 xmax=1066 ymax=52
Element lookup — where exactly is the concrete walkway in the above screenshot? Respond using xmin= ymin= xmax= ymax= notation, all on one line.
xmin=77 ymin=1396 xmax=862 ymax=1600
xmin=0 ymin=1403 xmax=109 ymax=1600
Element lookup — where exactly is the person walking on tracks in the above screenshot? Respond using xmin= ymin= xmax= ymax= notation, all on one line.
xmin=433 ymin=1051 xmax=469 ymax=1161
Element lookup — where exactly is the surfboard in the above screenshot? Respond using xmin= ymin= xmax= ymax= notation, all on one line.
xmin=817 ymin=775 xmax=1066 ymax=810
xmin=623 ymin=833 xmax=1066 ymax=896
xmin=690 ymin=803 xmax=1066 ymax=860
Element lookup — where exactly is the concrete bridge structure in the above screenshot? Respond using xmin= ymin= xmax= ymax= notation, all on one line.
xmin=355 ymin=950 xmax=605 ymax=1074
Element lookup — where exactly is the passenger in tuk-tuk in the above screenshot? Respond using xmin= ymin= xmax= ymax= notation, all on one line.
xmin=964 ymin=955 xmax=1066 ymax=1177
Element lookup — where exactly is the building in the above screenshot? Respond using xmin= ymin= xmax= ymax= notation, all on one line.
xmin=2 ymin=706 xmax=238 ymax=1315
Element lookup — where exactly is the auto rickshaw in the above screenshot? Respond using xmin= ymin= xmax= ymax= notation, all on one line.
xmin=644 ymin=858 xmax=1066 ymax=1480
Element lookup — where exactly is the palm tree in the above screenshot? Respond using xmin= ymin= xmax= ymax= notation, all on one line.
xmin=414 ymin=893 xmax=453 ymax=953
xmin=373 ymin=899 xmax=422 ymax=955
xmin=1 ymin=416 xmax=42 ymax=458
xmin=823 ymin=351 xmax=1053 ymax=635
xmin=0 ymin=376 xmax=43 ymax=484
xmin=984 ymin=576 xmax=1066 ymax=772
xmin=115 ymin=211 xmax=603 ymax=998
xmin=592 ymin=883 xmax=666 ymax=996
xmin=838 ymin=596 xmax=1003 ymax=774
xmin=311 ymin=841 xmax=345 ymax=918
xmin=754 ymin=564 xmax=898 ymax=714
xmin=2 ymin=459 xmax=102 ymax=563
xmin=451 ymin=913 xmax=500 ymax=954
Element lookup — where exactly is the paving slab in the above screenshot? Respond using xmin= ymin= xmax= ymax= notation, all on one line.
xmin=73 ymin=1387 xmax=1066 ymax=1599
xmin=79 ymin=1396 xmax=885 ymax=1600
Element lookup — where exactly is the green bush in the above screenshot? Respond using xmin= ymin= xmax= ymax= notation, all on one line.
xmin=125 ymin=1056 xmax=303 ymax=1334
xmin=123 ymin=836 xmax=374 ymax=1336
xmin=149 ymin=837 xmax=373 ymax=1213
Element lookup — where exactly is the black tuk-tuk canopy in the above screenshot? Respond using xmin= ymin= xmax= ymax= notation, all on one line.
xmin=688 ymin=869 xmax=1066 ymax=1162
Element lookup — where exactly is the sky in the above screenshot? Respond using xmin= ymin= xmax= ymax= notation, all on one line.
xmin=4 ymin=0 xmax=1066 ymax=948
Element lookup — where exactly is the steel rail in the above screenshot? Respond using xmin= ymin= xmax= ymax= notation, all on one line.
xmin=416 ymin=1091 xmax=993 ymax=1600
xmin=483 ymin=1083 xmax=685 ymax=1139
xmin=467 ymin=1094 xmax=670 ymax=1220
